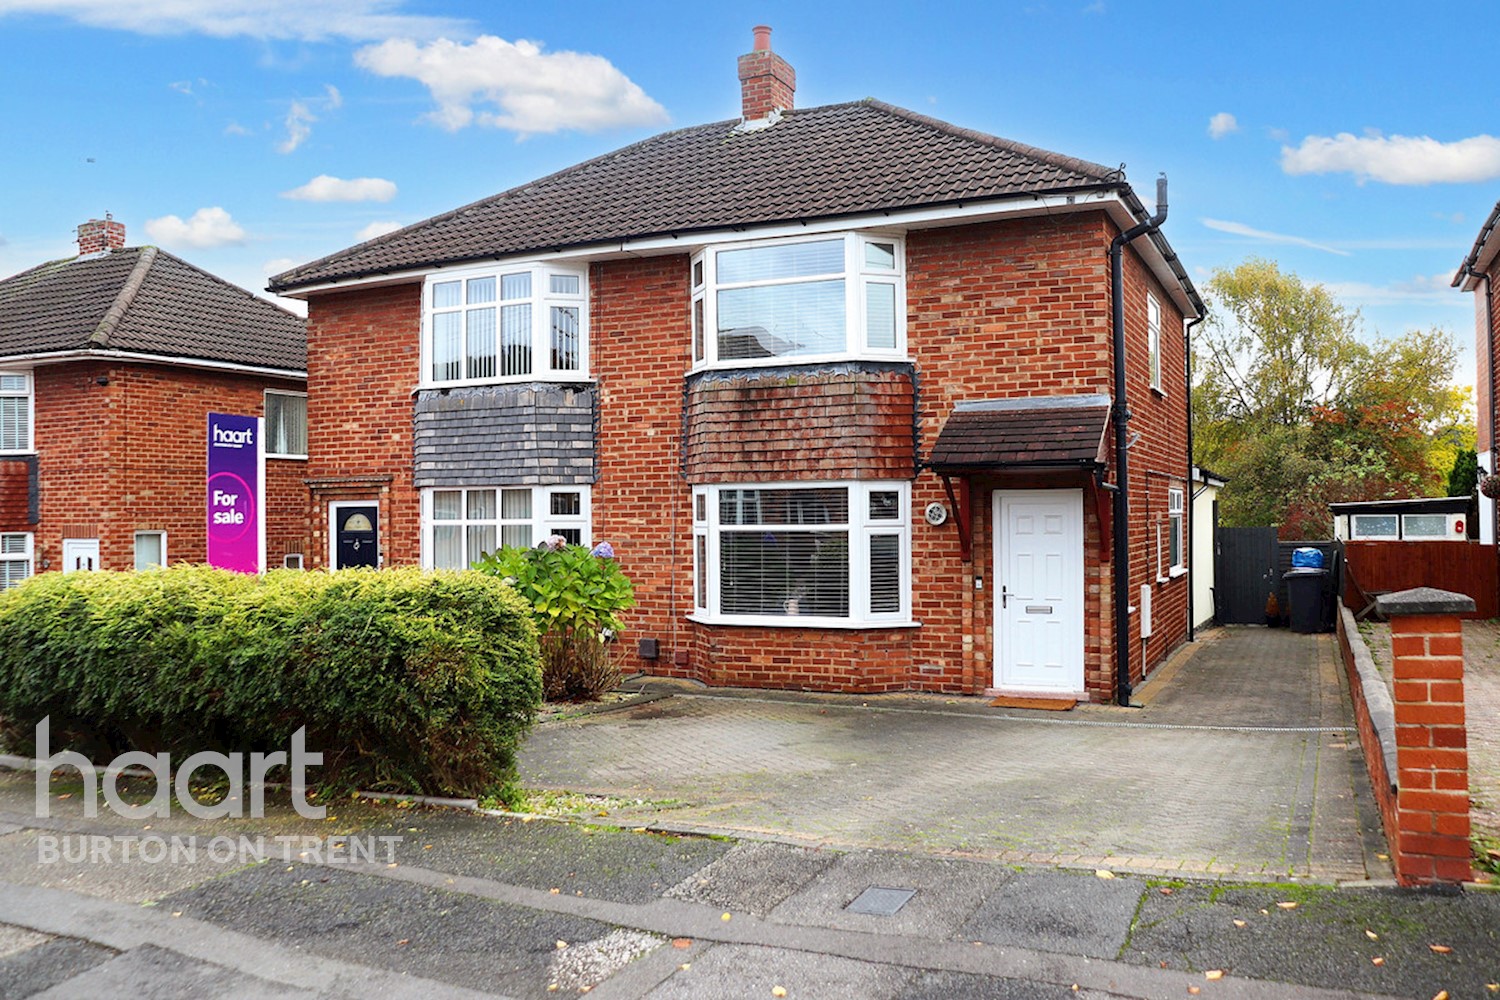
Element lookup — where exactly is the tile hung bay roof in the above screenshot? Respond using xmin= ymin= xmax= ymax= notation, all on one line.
xmin=270 ymin=99 xmax=1126 ymax=293
xmin=0 ymin=246 xmax=306 ymax=372
xmin=929 ymin=395 xmax=1112 ymax=472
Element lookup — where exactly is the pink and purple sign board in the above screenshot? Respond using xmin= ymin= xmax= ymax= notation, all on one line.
xmin=206 ymin=413 xmax=265 ymax=573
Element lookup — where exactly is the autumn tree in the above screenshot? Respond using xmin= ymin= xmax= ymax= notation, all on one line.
xmin=1193 ymin=258 xmax=1471 ymax=536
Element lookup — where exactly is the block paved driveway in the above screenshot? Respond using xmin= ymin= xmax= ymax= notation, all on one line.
xmin=520 ymin=628 xmax=1386 ymax=882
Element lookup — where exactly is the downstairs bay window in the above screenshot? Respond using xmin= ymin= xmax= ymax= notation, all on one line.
xmin=691 ymin=482 xmax=910 ymax=626
xmin=423 ymin=486 xmax=590 ymax=569
xmin=691 ymin=233 xmax=905 ymax=368
xmin=424 ymin=263 xmax=588 ymax=386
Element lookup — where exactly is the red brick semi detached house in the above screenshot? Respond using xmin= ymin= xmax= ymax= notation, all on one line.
xmin=270 ymin=27 xmax=1204 ymax=703
xmin=0 ymin=217 xmax=309 ymax=578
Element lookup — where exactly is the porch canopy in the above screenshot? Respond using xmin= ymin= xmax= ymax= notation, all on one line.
xmin=928 ymin=394 xmax=1112 ymax=560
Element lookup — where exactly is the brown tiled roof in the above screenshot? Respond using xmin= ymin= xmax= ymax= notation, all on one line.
xmin=270 ymin=99 xmax=1122 ymax=292
xmin=0 ymin=247 xmax=305 ymax=372
xmin=929 ymin=395 xmax=1111 ymax=472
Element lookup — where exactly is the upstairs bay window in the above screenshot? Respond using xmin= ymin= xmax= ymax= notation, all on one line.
xmin=425 ymin=264 xmax=587 ymax=385
xmin=692 ymin=482 xmax=910 ymax=626
xmin=691 ymin=234 xmax=904 ymax=368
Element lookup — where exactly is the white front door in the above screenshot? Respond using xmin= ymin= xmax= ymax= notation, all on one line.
xmin=62 ymin=538 xmax=100 ymax=573
xmin=993 ymin=490 xmax=1084 ymax=692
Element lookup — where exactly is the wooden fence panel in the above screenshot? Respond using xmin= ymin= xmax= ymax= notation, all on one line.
xmin=1341 ymin=541 xmax=1499 ymax=619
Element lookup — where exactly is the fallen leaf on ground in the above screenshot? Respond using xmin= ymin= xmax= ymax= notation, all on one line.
xmin=1232 ymin=919 xmax=1247 ymax=928
xmin=1259 ymin=908 xmax=1270 ymax=916
xmin=1187 ymin=988 xmax=1200 ymax=996
xmin=1204 ymin=970 xmax=1224 ymax=981
xmin=396 ymin=939 xmax=409 ymax=946
xmin=721 ymin=913 xmax=732 ymax=922
xmin=1433 ymin=992 xmax=1449 ymax=1000
xmin=1429 ymin=944 xmax=1453 ymax=954
xmin=555 ymin=940 xmax=568 ymax=950
xmin=1095 ymin=869 xmax=1115 ymax=879
xmin=1276 ymin=901 xmax=1298 ymax=910
xmin=547 ymin=985 xmax=558 ymax=993
xmin=550 ymin=888 xmax=560 ymax=894
xmin=1365 ymin=930 xmax=1378 ymax=940
xmin=1485 ymin=983 xmax=1498 ymax=992
xmin=672 ymin=938 xmax=692 ymax=949
xmin=633 ymin=827 xmax=647 ymax=833
xmin=1372 ymin=957 xmax=1385 ymax=967
xmin=1159 ymin=887 xmax=1174 ymax=895
xmin=679 ymin=963 xmax=690 ymax=971
xmin=772 ymin=988 xmax=787 ymax=997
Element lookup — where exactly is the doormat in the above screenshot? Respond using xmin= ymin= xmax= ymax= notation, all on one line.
xmin=988 ymin=695 xmax=1077 ymax=711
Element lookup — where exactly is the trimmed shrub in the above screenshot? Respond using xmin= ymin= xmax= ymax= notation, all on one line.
xmin=473 ymin=540 xmax=635 ymax=702
xmin=0 ymin=566 xmax=542 ymax=796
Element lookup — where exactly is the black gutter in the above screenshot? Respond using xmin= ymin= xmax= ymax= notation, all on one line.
xmin=1185 ymin=313 xmax=1204 ymax=641
xmin=1109 ymin=174 xmax=1168 ymax=707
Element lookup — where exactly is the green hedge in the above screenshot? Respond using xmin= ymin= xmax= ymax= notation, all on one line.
xmin=0 ymin=566 xmax=542 ymax=796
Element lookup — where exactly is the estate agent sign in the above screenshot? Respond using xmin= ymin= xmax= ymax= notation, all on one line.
xmin=206 ymin=413 xmax=265 ymax=573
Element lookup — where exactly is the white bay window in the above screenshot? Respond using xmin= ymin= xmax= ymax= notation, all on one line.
xmin=424 ymin=264 xmax=587 ymax=386
xmin=423 ymin=486 xmax=590 ymax=569
xmin=692 ymin=482 xmax=910 ymax=626
xmin=691 ymin=234 xmax=904 ymax=368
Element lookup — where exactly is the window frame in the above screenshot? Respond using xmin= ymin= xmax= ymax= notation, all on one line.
xmin=0 ymin=370 xmax=34 ymax=455
xmin=421 ymin=485 xmax=592 ymax=569
xmin=0 ymin=532 xmax=33 ymax=589
xmin=690 ymin=480 xmax=912 ymax=628
xmin=1146 ymin=293 xmax=1163 ymax=393
xmin=420 ymin=261 xmax=590 ymax=389
xmin=690 ymin=232 xmax=906 ymax=370
xmin=1401 ymin=513 xmax=1452 ymax=539
xmin=1350 ymin=514 xmax=1400 ymax=540
xmin=1167 ymin=487 xmax=1185 ymax=575
xmin=264 ymin=389 xmax=308 ymax=460
xmin=133 ymin=530 xmax=167 ymax=571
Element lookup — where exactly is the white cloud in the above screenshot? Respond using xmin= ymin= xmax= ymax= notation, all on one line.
xmin=277 ymin=84 xmax=340 ymax=154
xmin=1323 ymin=274 xmax=1470 ymax=308
xmin=262 ymin=257 xmax=297 ymax=276
xmin=282 ymin=175 xmax=397 ymax=202
xmin=144 ymin=207 xmax=247 ymax=248
xmin=223 ymin=121 xmax=251 ymax=136
xmin=355 ymin=220 xmax=402 ymax=242
xmin=1281 ymin=130 xmax=1500 ymax=185
xmin=1200 ymin=218 xmax=1350 ymax=257
xmin=355 ymin=35 xmax=668 ymax=136
xmin=0 ymin=0 xmax=467 ymax=42
xmin=1207 ymin=112 xmax=1239 ymax=140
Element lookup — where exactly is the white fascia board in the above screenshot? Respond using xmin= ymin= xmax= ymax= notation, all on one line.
xmin=284 ymin=191 xmax=1201 ymax=318
xmin=0 ymin=349 xmax=306 ymax=381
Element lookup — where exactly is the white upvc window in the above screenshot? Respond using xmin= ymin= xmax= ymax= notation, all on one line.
xmin=0 ymin=532 xmax=32 ymax=589
xmin=0 ymin=371 xmax=33 ymax=453
xmin=690 ymin=233 xmax=905 ymax=368
xmin=691 ymin=481 xmax=910 ymax=626
xmin=422 ymin=485 xmax=591 ymax=569
xmin=1146 ymin=294 xmax=1163 ymax=392
xmin=423 ymin=263 xmax=588 ymax=387
xmin=1402 ymin=514 xmax=1449 ymax=539
xmin=265 ymin=390 xmax=307 ymax=458
xmin=1350 ymin=514 xmax=1399 ymax=540
xmin=1168 ymin=488 xmax=1185 ymax=573
xmin=134 ymin=531 xmax=166 ymax=571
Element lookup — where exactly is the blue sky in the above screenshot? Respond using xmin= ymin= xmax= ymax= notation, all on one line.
xmin=1 ymin=1 xmax=1495 ymax=387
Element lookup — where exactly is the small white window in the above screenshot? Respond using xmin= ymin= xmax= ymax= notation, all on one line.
xmin=0 ymin=372 xmax=33 ymax=453
xmin=265 ymin=391 xmax=307 ymax=458
xmin=424 ymin=486 xmax=591 ymax=569
xmin=134 ymin=531 xmax=166 ymax=571
xmin=691 ymin=481 xmax=910 ymax=626
xmin=690 ymin=233 xmax=905 ymax=369
xmin=1350 ymin=514 xmax=1399 ymax=540
xmin=424 ymin=263 xmax=588 ymax=386
xmin=0 ymin=532 xmax=32 ymax=589
xmin=1401 ymin=514 xmax=1448 ymax=539
xmin=1147 ymin=294 xmax=1163 ymax=392
xmin=283 ymin=553 xmax=305 ymax=570
xmin=1168 ymin=488 xmax=1184 ymax=572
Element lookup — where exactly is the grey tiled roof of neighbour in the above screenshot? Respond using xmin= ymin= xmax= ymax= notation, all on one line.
xmin=0 ymin=246 xmax=306 ymax=372
xmin=269 ymin=99 xmax=1145 ymax=293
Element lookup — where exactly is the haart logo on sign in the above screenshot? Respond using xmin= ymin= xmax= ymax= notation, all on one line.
xmin=206 ymin=413 xmax=265 ymax=573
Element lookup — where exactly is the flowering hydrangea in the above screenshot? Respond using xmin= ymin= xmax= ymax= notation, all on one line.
xmin=589 ymin=541 xmax=615 ymax=559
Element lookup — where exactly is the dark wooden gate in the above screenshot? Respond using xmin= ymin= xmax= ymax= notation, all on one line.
xmin=1215 ymin=526 xmax=1279 ymax=624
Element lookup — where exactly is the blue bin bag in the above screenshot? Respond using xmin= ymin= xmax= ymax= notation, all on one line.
xmin=1291 ymin=547 xmax=1325 ymax=569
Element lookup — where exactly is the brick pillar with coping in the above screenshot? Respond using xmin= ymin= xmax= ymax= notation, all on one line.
xmin=1376 ymin=587 xmax=1474 ymax=886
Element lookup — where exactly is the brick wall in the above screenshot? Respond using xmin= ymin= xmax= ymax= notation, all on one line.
xmin=29 ymin=360 xmax=306 ymax=572
xmin=0 ymin=458 xmax=31 ymax=532
xmin=303 ymin=282 xmax=421 ymax=569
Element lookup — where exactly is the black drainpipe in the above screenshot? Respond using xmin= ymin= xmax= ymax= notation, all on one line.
xmin=1110 ymin=175 xmax=1169 ymax=706
xmin=1185 ymin=313 xmax=1204 ymax=642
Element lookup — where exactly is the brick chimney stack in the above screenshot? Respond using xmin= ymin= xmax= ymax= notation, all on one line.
xmin=737 ymin=25 xmax=795 ymax=120
xmin=77 ymin=216 xmax=127 ymax=256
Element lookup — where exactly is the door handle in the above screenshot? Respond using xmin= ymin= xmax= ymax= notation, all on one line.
xmin=1001 ymin=585 xmax=1008 ymax=608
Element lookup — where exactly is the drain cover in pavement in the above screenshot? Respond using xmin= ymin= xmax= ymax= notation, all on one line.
xmin=845 ymin=886 xmax=917 ymax=916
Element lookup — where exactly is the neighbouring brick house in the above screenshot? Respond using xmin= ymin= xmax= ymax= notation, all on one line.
xmin=271 ymin=27 xmax=1203 ymax=702
xmin=0 ymin=218 xmax=309 ymax=581
xmin=1458 ymin=199 xmax=1500 ymax=544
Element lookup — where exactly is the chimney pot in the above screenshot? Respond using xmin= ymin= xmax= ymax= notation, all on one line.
xmin=77 ymin=216 xmax=127 ymax=256
xmin=737 ymin=25 xmax=795 ymax=120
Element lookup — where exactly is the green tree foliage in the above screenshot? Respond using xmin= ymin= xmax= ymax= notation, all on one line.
xmin=1447 ymin=448 xmax=1479 ymax=499
xmin=1193 ymin=258 xmax=1473 ymax=537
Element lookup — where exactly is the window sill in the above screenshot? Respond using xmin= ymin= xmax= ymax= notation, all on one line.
xmin=267 ymin=453 xmax=308 ymax=461
xmin=1149 ymin=385 xmax=1165 ymax=398
xmin=413 ymin=375 xmax=595 ymax=393
xmin=1168 ymin=566 xmax=1187 ymax=579
xmin=0 ymin=451 xmax=36 ymax=458
xmin=690 ymin=352 xmax=907 ymax=374
xmin=686 ymin=612 xmax=921 ymax=630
